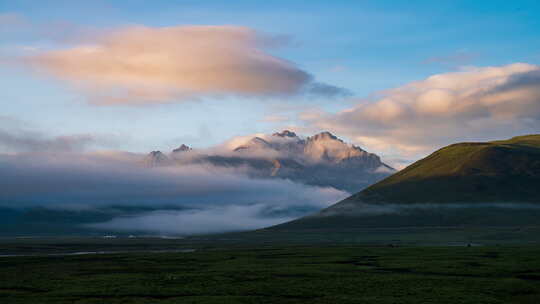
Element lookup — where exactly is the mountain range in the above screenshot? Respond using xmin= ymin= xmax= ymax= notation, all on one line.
xmin=270 ymin=135 xmax=540 ymax=231
xmin=3 ymin=133 xmax=539 ymax=238
xmin=145 ymin=130 xmax=395 ymax=193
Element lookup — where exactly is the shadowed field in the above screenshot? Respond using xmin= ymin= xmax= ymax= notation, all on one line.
xmin=1 ymin=245 xmax=540 ymax=303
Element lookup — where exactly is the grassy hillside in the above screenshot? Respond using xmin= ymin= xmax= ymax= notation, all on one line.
xmin=341 ymin=134 xmax=540 ymax=205
xmin=268 ymin=135 xmax=540 ymax=231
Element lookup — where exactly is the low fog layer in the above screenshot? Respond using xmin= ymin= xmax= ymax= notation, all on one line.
xmin=0 ymin=152 xmax=348 ymax=235
xmin=88 ymin=204 xmax=296 ymax=235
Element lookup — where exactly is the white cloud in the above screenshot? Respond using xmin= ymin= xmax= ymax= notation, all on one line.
xmin=18 ymin=25 xmax=347 ymax=104
xmin=89 ymin=204 xmax=294 ymax=235
xmin=303 ymin=63 xmax=540 ymax=158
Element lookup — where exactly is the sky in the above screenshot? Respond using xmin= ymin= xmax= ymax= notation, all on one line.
xmin=1 ymin=0 xmax=539 ymax=159
xmin=1 ymin=1 xmax=540 ymax=235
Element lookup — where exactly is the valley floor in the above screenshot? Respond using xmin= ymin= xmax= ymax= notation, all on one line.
xmin=1 ymin=244 xmax=540 ymax=303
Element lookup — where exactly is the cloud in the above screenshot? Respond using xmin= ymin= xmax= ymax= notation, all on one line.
xmin=17 ymin=25 xmax=347 ymax=104
xmin=88 ymin=204 xmax=294 ymax=235
xmin=0 ymin=152 xmax=346 ymax=207
xmin=0 ymin=130 xmax=96 ymax=153
xmin=303 ymin=63 xmax=540 ymax=157
xmin=0 ymin=151 xmax=348 ymax=234
xmin=306 ymin=82 xmax=352 ymax=98
xmin=0 ymin=116 xmax=117 ymax=153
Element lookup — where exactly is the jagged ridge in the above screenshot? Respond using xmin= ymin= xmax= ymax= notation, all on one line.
xmin=145 ymin=130 xmax=395 ymax=193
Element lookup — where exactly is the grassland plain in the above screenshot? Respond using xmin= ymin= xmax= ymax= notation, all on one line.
xmin=1 ymin=245 xmax=540 ymax=304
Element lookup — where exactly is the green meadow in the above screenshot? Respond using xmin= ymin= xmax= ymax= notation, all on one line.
xmin=2 ymin=244 xmax=540 ymax=304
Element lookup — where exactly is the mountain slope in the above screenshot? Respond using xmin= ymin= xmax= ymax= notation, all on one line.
xmin=269 ymin=135 xmax=540 ymax=230
xmin=340 ymin=134 xmax=540 ymax=206
xmin=147 ymin=130 xmax=395 ymax=193
xmin=224 ymin=131 xmax=394 ymax=192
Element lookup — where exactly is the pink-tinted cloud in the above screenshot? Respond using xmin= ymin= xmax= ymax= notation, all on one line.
xmin=20 ymin=25 xmax=346 ymax=105
xmin=303 ymin=63 xmax=540 ymax=158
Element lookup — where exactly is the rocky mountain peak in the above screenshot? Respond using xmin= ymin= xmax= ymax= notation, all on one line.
xmin=304 ymin=132 xmax=374 ymax=163
xmin=272 ymin=130 xmax=298 ymax=138
xmin=143 ymin=150 xmax=170 ymax=167
xmin=309 ymin=131 xmax=339 ymax=142
xmin=173 ymin=144 xmax=192 ymax=153
xmin=234 ymin=137 xmax=271 ymax=152
xmin=145 ymin=130 xmax=395 ymax=192
xmin=230 ymin=130 xmax=381 ymax=162
xmin=149 ymin=150 xmax=166 ymax=157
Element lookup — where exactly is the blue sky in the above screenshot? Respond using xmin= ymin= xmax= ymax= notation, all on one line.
xmin=1 ymin=0 xmax=540 ymax=155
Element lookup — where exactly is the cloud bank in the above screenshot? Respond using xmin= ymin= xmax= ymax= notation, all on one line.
xmin=0 ymin=116 xmax=118 ymax=153
xmin=0 ymin=151 xmax=348 ymax=234
xmin=0 ymin=129 xmax=96 ymax=153
xmin=304 ymin=63 xmax=540 ymax=157
xmin=89 ymin=205 xmax=295 ymax=235
xmin=20 ymin=25 xmax=347 ymax=104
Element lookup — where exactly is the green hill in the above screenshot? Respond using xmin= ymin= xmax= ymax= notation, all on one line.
xmin=268 ymin=135 xmax=540 ymax=231
xmin=339 ymin=134 xmax=540 ymax=205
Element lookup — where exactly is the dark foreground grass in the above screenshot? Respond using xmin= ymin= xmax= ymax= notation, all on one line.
xmin=1 ymin=245 xmax=540 ymax=303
